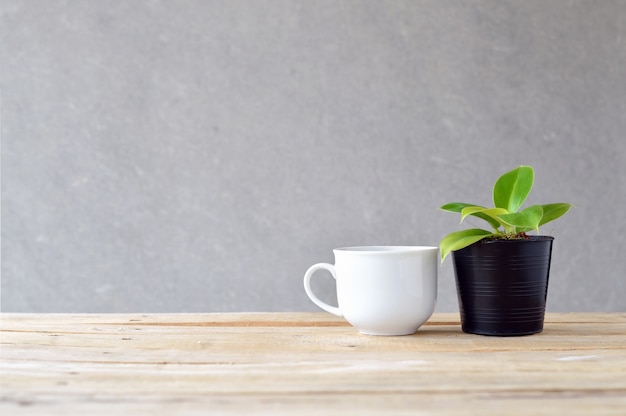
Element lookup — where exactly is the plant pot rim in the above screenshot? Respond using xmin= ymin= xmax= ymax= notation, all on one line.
xmin=478 ymin=235 xmax=554 ymax=245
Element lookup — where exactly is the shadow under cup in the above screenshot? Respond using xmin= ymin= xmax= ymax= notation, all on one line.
xmin=304 ymin=246 xmax=439 ymax=336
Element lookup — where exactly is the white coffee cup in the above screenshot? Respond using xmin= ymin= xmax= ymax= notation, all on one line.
xmin=304 ymin=246 xmax=438 ymax=336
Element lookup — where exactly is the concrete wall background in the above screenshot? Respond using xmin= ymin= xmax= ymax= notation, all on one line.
xmin=2 ymin=0 xmax=625 ymax=313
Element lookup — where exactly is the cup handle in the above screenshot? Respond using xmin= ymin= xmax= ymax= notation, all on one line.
xmin=303 ymin=263 xmax=342 ymax=317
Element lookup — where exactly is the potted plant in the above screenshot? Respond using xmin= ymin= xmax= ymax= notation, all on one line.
xmin=440 ymin=166 xmax=571 ymax=336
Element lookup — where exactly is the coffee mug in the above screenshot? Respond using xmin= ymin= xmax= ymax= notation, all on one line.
xmin=304 ymin=246 xmax=438 ymax=336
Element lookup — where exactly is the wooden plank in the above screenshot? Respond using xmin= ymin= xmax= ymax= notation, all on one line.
xmin=1 ymin=313 xmax=625 ymax=415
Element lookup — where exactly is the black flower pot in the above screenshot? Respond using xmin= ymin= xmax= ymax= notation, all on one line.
xmin=452 ymin=236 xmax=554 ymax=336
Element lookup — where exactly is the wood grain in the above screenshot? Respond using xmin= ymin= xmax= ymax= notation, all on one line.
xmin=2 ymin=313 xmax=625 ymax=415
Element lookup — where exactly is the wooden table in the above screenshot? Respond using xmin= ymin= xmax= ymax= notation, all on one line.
xmin=1 ymin=313 xmax=625 ymax=415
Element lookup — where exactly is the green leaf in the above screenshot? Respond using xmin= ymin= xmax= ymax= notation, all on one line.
xmin=439 ymin=202 xmax=481 ymax=213
xmin=460 ymin=206 xmax=509 ymax=226
xmin=440 ymin=203 xmax=502 ymax=230
xmin=538 ymin=203 xmax=572 ymax=226
xmin=493 ymin=166 xmax=534 ymax=213
xmin=498 ymin=205 xmax=544 ymax=232
xmin=439 ymin=228 xmax=493 ymax=262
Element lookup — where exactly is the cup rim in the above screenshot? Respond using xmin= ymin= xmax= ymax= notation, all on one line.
xmin=334 ymin=246 xmax=438 ymax=253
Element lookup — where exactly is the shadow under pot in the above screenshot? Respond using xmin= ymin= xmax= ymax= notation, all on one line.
xmin=452 ymin=236 xmax=554 ymax=336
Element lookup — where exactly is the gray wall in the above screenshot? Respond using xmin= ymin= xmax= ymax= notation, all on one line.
xmin=2 ymin=0 xmax=625 ymax=313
